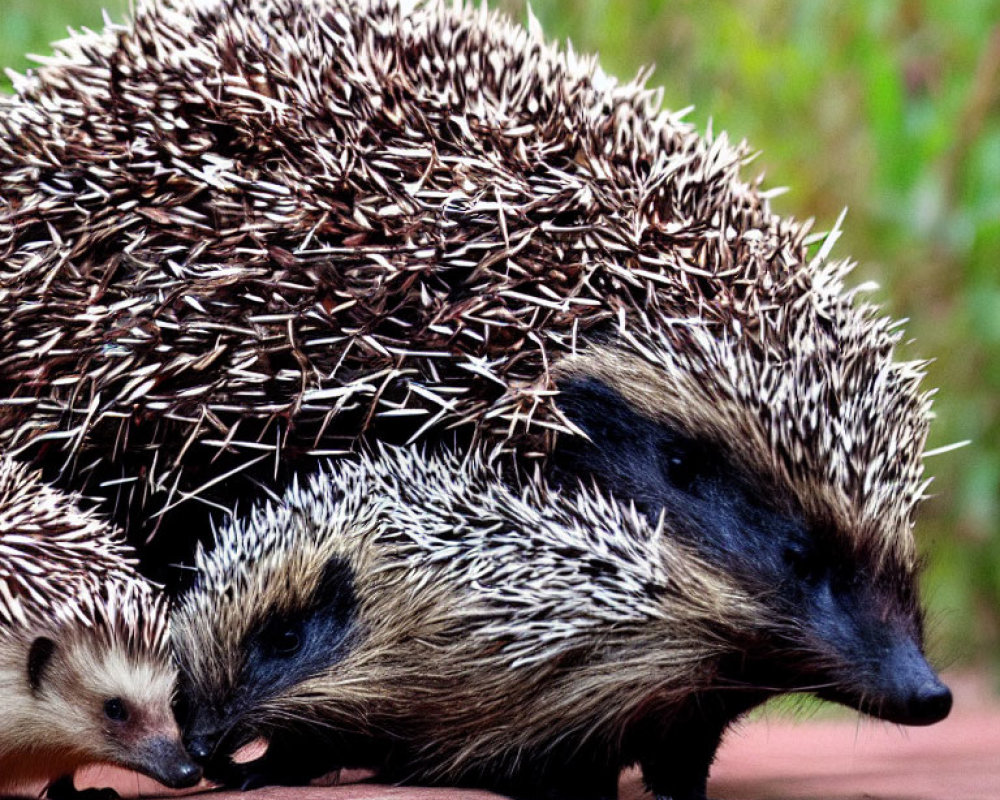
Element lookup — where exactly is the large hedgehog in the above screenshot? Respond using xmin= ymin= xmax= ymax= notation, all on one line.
xmin=0 ymin=457 xmax=201 ymax=796
xmin=1 ymin=0 xmax=950 ymax=795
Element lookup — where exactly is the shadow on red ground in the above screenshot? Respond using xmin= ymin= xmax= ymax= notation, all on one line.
xmin=76 ymin=671 xmax=998 ymax=800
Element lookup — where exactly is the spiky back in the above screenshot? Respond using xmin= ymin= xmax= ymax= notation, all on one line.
xmin=175 ymin=446 xmax=760 ymax=777
xmin=0 ymin=457 xmax=168 ymax=656
xmin=0 ymin=0 xmax=932 ymax=564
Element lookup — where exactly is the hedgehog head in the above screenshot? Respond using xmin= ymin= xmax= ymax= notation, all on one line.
xmin=172 ymin=481 xmax=362 ymax=762
xmin=0 ymin=458 xmax=200 ymax=789
xmin=544 ymin=232 xmax=942 ymax=722
xmin=8 ymin=578 xmax=201 ymax=789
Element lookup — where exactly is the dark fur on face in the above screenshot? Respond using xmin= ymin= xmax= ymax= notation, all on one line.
xmin=180 ymin=558 xmax=357 ymax=762
xmin=553 ymin=375 xmax=949 ymax=727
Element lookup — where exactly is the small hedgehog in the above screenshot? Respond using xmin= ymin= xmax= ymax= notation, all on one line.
xmin=0 ymin=457 xmax=202 ymax=796
xmin=173 ymin=446 xmax=948 ymax=799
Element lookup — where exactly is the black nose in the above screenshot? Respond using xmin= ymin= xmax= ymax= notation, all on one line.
xmin=185 ymin=734 xmax=217 ymax=762
xmin=163 ymin=759 xmax=203 ymax=789
xmin=139 ymin=736 xmax=204 ymax=788
xmin=905 ymin=678 xmax=953 ymax=725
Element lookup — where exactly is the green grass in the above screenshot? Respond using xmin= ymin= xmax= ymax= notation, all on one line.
xmin=0 ymin=0 xmax=127 ymax=92
xmin=3 ymin=0 xmax=1000 ymax=670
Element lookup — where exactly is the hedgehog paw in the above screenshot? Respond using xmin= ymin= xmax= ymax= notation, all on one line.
xmin=46 ymin=777 xmax=120 ymax=800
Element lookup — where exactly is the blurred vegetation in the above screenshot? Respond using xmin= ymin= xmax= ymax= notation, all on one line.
xmin=2 ymin=1 xmax=999 ymax=671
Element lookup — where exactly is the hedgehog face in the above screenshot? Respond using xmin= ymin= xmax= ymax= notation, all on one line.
xmin=23 ymin=627 xmax=201 ymax=789
xmin=551 ymin=361 xmax=951 ymax=725
xmin=173 ymin=503 xmax=359 ymax=766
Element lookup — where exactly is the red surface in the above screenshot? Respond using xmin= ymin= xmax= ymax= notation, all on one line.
xmin=73 ymin=672 xmax=998 ymax=800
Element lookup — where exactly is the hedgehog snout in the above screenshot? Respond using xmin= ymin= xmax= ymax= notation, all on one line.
xmin=866 ymin=637 xmax=952 ymax=726
xmin=185 ymin=732 xmax=217 ymax=762
xmin=132 ymin=735 xmax=203 ymax=788
xmin=183 ymin=721 xmax=235 ymax=765
xmin=804 ymin=581 xmax=952 ymax=726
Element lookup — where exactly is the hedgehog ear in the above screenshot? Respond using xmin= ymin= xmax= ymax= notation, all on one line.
xmin=27 ymin=636 xmax=56 ymax=695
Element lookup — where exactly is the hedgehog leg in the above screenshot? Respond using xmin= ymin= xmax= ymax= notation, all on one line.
xmin=489 ymin=754 xmax=620 ymax=800
xmin=636 ymin=693 xmax=764 ymax=800
xmin=46 ymin=777 xmax=119 ymax=800
xmin=640 ymin=725 xmax=719 ymax=800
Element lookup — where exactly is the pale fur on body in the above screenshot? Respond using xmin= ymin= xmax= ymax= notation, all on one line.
xmin=0 ymin=457 xmax=200 ymax=795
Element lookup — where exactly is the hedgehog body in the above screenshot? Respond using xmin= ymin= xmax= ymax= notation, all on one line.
xmin=0 ymin=457 xmax=201 ymax=794
xmin=1 ymin=0 xmax=952 ymax=795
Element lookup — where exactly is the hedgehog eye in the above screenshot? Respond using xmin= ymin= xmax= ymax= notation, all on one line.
xmin=661 ymin=445 xmax=704 ymax=494
xmin=783 ymin=546 xmax=822 ymax=584
xmin=269 ymin=628 xmax=302 ymax=657
xmin=104 ymin=697 xmax=129 ymax=723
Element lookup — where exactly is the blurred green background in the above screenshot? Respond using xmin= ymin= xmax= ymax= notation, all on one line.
xmin=2 ymin=0 xmax=998 ymax=672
